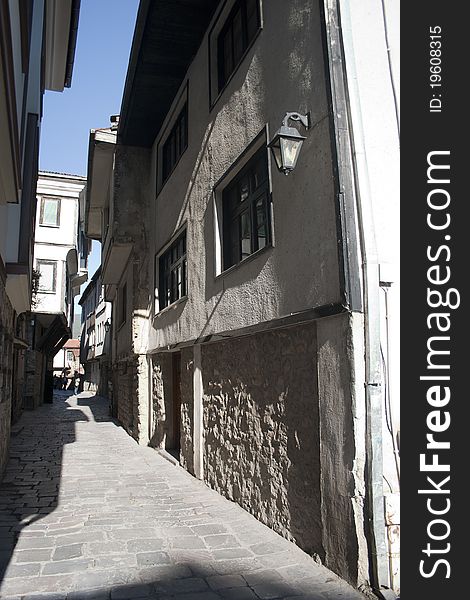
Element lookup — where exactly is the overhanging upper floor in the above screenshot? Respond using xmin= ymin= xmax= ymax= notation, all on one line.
xmin=118 ymin=0 xmax=221 ymax=147
xmin=85 ymin=127 xmax=116 ymax=240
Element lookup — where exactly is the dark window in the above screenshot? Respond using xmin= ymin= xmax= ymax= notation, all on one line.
xmin=159 ymin=232 xmax=187 ymax=310
xmin=36 ymin=260 xmax=57 ymax=293
xmin=218 ymin=0 xmax=260 ymax=91
xmin=222 ymin=147 xmax=270 ymax=270
xmin=118 ymin=283 xmax=127 ymax=326
xmin=162 ymin=104 xmax=188 ymax=183
xmin=39 ymin=197 xmax=60 ymax=226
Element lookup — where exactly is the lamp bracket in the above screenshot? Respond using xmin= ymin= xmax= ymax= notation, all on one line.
xmin=282 ymin=112 xmax=311 ymax=130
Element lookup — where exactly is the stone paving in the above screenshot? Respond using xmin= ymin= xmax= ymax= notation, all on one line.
xmin=0 ymin=392 xmax=368 ymax=600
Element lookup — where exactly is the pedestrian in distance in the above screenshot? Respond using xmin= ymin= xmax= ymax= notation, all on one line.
xmin=73 ymin=371 xmax=80 ymax=395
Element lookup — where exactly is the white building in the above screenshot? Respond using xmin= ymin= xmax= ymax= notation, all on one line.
xmin=29 ymin=171 xmax=88 ymax=401
xmin=34 ymin=172 xmax=88 ymax=320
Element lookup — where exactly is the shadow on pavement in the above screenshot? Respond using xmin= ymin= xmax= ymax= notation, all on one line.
xmin=0 ymin=392 xmax=89 ymax=584
xmin=0 ymin=392 xmax=368 ymax=600
xmin=0 ymin=560 xmax=351 ymax=599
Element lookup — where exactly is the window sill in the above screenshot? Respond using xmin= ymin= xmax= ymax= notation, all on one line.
xmin=154 ymin=295 xmax=188 ymax=319
xmin=39 ymin=224 xmax=60 ymax=228
xmin=216 ymin=243 xmax=272 ymax=280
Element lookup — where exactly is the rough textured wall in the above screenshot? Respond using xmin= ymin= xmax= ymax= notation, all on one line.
xmin=112 ymin=145 xmax=152 ymax=443
xmin=180 ymin=347 xmax=194 ymax=475
xmin=317 ymin=313 xmax=368 ymax=587
xmin=201 ymin=322 xmax=323 ymax=558
xmin=0 ymin=276 xmax=14 ymax=477
xmin=23 ymin=350 xmax=45 ymax=409
xmin=114 ymin=356 xmax=138 ymax=440
xmin=149 ymin=353 xmax=173 ymax=449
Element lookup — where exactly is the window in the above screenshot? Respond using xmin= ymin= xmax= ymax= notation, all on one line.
xmin=222 ymin=147 xmax=270 ymax=270
xmin=67 ymin=350 xmax=74 ymax=362
xmin=118 ymin=283 xmax=127 ymax=327
xmin=36 ymin=260 xmax=57 ymax=293
xmin=39 ymin=197 xmax=60 ymax=227
xmin=162 ymin=104 xmax=188 ymax=183
xmin=158 ymin=231 xmax=187 ymax=310
xmin=217 ymin=0 xmax=260 ymax=91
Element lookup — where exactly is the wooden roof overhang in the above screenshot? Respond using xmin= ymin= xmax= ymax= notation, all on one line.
xmin=118 ymin=0 xmax=221 ymax=147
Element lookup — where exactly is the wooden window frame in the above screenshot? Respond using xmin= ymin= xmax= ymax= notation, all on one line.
xmin=216 ymin=0 xmax=261 ymax=93
xmin=39 ymin=197 xmax=61 ymax=227
xmin=221 ymin=146 xmax=271 ymax=270
xmin=158 ymin=231 xmax=188 ymax=311
xmin=36 ymin=259 xmax=57 ymax=293
xmin=161 ymin=103 xmax=188 ymax=184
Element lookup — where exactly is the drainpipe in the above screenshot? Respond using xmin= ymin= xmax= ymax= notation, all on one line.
xmin=321 ymin=0 xmax=391 ymax=594
xmin=335 ymin=1 xmax=390 ymax=594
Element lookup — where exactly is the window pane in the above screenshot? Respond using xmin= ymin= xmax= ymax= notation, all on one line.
xmin=165 ymin=274 xmax=171 ymax=305
xmin=180 ymin=112 xmax=187 ymax=152
xmin=42 ymin=199 xmax=59 ymax=226
xmin=238 ymin=174 xmax=250 ymax=203
xmin=233 ymin=7 xmax=244 ymax=63
xmin=256 ymin=197 xmax=267 ymax=250
xmin=182 ymin=259 xmax=187 ymax=296
xmin=223 ymin=27 xmax=233 ymax=82
xmin=162 ymin=104 xmax=187 ymax=182
xmin=246 ymin=0 xmax=259 ymax=42
xmin=229 ymin=218 xmax=239 ymax=267
xmin=251 ymin=153 xmax=268 ymax=191
xmin=38 ymin=262 xmax=55 ymax=291
xmin=222 ymin=148 xmax=269 ymax=270
xmin=159 ymin=233 xmax=187 ymax=309
xmin=240 ymin=210 xmax=252 ymax=259
xmin=175 ymin=123 xmax=181 ymax=159
xmin=176 ymin=264 xmax=182 ymax=298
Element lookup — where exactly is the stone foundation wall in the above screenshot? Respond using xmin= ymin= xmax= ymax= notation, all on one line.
xmin=201 ymin=322 xmax=323 ymax=558
xmin=114 ymin=357 xmax=138 ymax=439
xmin=149 ymin=349 xmax=193 ymax=471
xmin=23 ymin=350 xmax=45 ymax=409
xmin=0 ymin=274 xmax=14 ymax=477
xmin=149 ymin=353 xmax=173 ymax=449
xmin=180 ymin=347 xmax=194 ymax=475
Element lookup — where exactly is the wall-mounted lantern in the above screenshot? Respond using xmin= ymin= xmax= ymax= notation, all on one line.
xmin=268 ymin=112 xmax=311 ymax=175
xmin=104 ymin=319 xmax=111 ymax=333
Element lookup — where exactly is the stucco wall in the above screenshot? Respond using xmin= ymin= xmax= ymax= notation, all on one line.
xmin=201 ymin=321 xmax=323 ymax=558
xmin=148 ymin=0 xmax=341 ymax=352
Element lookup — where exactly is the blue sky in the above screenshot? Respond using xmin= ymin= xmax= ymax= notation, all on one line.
xmin=39 ymin=0 xmax=139 ymax=291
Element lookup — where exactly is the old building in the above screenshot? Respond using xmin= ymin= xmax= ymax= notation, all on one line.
xmin=83 ymin=0 xmax=399 ymax=595
xmin=54 ymin=338 xmax=81 ymax=381
xmin=24 ymin=171 xmax=88 ymax=405
xmin=79 ymin=266 xmax=112 ymax=396
xmin=0 ymin=0 xmax=81 ymax=475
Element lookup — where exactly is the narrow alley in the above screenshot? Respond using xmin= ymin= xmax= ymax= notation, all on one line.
xmin=0 ymin=393 xmax=366 ymax=600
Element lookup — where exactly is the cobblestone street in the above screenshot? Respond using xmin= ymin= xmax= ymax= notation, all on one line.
xmin=0 ymin=392 xmax=367 ymax=600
